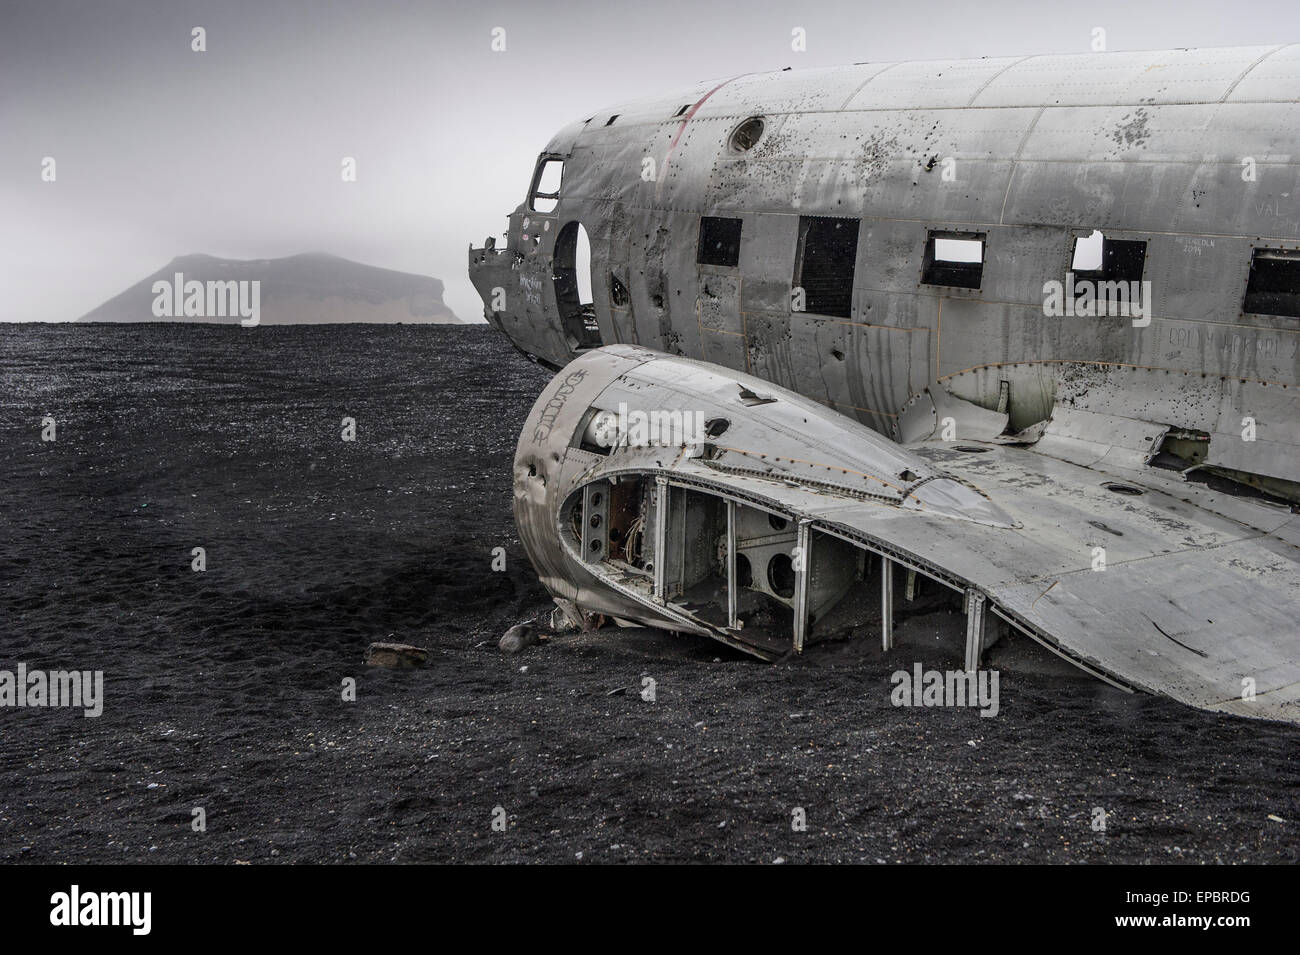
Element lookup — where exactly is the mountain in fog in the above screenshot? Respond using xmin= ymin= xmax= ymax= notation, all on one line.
xmin=78 ymin=252 xmax=462 ymax=324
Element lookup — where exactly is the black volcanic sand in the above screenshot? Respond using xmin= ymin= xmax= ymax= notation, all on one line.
xmin=1 ymin=323 xmax=1297 ymax=864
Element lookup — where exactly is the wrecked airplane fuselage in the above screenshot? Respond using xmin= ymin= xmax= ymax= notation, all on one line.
xmin=473 ymin=46 xmax=1300 ymax=722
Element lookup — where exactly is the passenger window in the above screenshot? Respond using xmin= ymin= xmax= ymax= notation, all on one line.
xmin=922 ymin=232 xmax=985 ymax=289
xmin=793 ymin=216 xmax=858 ymax=318
xmin=1071 ymin=230 xmax=1146 ymax=283
xmin=698 ymin=216 xmax=743 ymax=268
xmin=1244 ymin=248 xmax=1300 ymax=318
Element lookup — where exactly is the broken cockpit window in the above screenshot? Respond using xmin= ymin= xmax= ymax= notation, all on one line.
xmin=793 ymin=216 xmax=859 ymax=318
xmin=529 ymin=157 xmax=564 ymax=213
xmin=1244 ymin=248 xmax=1300 ymax=318
xmin=922 ymin=231 xmax=985 ymax=289
xmin=698 ymin=216 xmax=743 ymax=268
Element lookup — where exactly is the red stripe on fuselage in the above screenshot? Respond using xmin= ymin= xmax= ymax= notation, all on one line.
xmin=656 ymin=74 xmax=748 ymax=200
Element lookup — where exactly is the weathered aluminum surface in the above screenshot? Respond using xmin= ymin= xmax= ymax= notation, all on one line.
xmin=513 ymin=346 xmax=1300 ymax=722
xmin=471 ymin=45 xmax=1300 ymax=489
xmin=481 ymin=47 xmax=1300 ymax=722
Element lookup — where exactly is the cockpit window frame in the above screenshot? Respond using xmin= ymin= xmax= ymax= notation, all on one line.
xmin=528 ymin=156 xmax=565 ymax=213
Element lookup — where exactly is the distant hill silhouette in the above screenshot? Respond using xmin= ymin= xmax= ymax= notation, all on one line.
xmin=78 ymin=252 xmax=462 ymax=324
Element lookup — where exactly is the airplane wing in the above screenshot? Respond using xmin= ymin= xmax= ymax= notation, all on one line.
xmin=514 ymin=346 xmax=1300 ymax=723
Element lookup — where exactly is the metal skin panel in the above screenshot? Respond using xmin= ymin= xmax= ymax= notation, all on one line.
xmin=1226 ymin=44 xmax=1300 ymax=103
xmin=512 ymin=347 xmax=1300 ymax=721
xmin=476 ymin=47 xmax=1300 ymax=721
xmin=967 ymin=48 xmax=1283 ymax=108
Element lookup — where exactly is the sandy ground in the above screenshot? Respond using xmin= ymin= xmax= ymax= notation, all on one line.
xmin=1 ymin=323 xmax=1297 ymax=864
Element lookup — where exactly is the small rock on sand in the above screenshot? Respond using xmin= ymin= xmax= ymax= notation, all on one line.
xmin=365 ymin=642 xmax=429 ymax=669
xmin=499 ymin=622 xmax=540 ymax=654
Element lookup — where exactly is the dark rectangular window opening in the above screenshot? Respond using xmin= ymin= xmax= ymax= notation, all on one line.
xmin=1244 ymin=248 xmax=1300 ymax=318
xmin=698 ymin=216 xmax=743 ymax=268
xmin=1071 ymin=230 xmax=1146 ymax=284
xmin=922 ymin=231 xmax=985 ymax=289
xmin=793 ymin=216 xmax=859 ymax=318
xmin=674 ymin=104 xmax=692 ymax=117
xmin=605 ymin=114 xmax=619 ymax=126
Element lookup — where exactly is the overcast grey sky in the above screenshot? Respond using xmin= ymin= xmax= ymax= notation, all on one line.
xmin=3 ymin=0 xmax=1298 ymax=323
